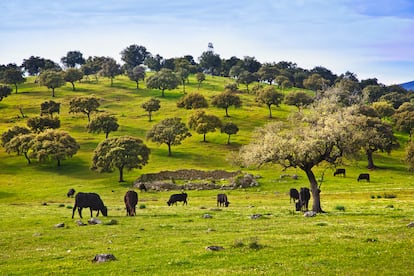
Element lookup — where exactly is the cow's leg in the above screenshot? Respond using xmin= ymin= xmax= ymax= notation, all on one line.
xmin=72 ymin=204 xmax=77 ymax=219
xmin=78 ymin=207 xmax=83 ymax=219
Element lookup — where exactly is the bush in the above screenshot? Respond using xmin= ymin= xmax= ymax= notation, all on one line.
xmin=139 ymin=204 xmax=146 ymax=209
xmin=335 ymin=205 xmax=346 ymax=211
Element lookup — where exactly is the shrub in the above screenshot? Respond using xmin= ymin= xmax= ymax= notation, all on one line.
xmin=335 ymin=205 xmax=346 ymax=211
xmin=139 ymin=204 xmax=146 ymax=209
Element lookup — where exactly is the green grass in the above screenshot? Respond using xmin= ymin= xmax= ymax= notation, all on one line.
xmin=0 ymin=75 xmax=414 ymax=275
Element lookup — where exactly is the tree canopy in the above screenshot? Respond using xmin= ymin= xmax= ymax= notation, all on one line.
xmin=255 ymin=86 xmax=284 ymax=118
xmin=177 ymin=93 xmax=208 ymax=110
xmin=64 ymin=68 xmax=84 ymax=91
xmin=238 ymin=101 xmax=362 ymax=213
xmin=69 ymin=96 xmax=100 ymax=122
xmin=30 ymin=129 xmax=79 ymax=166
xmin=141 ymin=98 xmax=161 ymax=122
xmin=120 ymin=44 xmax=149 ymax=70
xmin=146 ymin=117 xmax=191 ymax=156
xmin=146 ymin=68 xmax=180 ymax=97
xmin=87 ymin=113 xmax=119 ymax=138
xmin=91 ymin=136 xmax=150 ymax=182
xmin=211 ymin=91 xmax=242 ymax=117
xmin=39 ymin=70 xmax=65 ymax=97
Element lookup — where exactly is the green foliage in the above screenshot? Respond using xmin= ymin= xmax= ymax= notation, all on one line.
xmin=335 ymin=205 xmax=346 ymax=211
xmin=146 ymin=68 xmax=180 ymax=97
xmin=91 ymin=136 xmax=150 ymax=182
xmin=146 ymin=117 xmax=191 ymax=156
xmin=141 ymin=98 xmax=161 ymax=122
xmin=177 ymin=92 xmax=208 ymax=109
xmin=221 ymin=122 xmax=239 ymax=145
xmin=255 ymin=86 xmax=284 ymax=118
xmin=40 ymin=100 xmax=61 ymax=118
xmin=69 ymin=96 xmax=100 ymax=122
xmin=30 ymin=129 xmax=79 ymax=166
xmin=127 ymin=65 xmax=146 ymax=89
xmin=27 ymin=116 xmax=60 ymax=133
xmin=211 ymin=91 xmax=242 ymax=117
xmin=284 ymin=90 xmax=314 ymax=109
xmin=87 ymin=113 xmax=119 ymax=138
xmin=0 ymin=85 xmax=12 ymax=101
xmin=38 ymin=70 xmax=65 ymax=97
xmin=188 ymin=110 xmax=222 ymax=142
xmin=64 ymin=68 xmax=84 ymax=91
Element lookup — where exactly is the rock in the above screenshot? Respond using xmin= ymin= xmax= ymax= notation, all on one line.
xmin=92 ymin=254 xmax=116 ymax=263
xmin=203 ymin=214 xmax=213 ymax=219
xmin=250 ymin=214 xmax=262 ymax=219
xmin=205 ymin=245 xmax=224 ymax=251
xmin=88 ymin=218 xmax=102 ymax=225
xmin=407 ymin=222 xmax=414 ymax=228
xmin=54 ymin=223 xmax=65 ymax=228
xmin=104 ymin=219 xmax=118 ymax=225
xmin=304 ymin=211 xmax=317 ymax=217
xmin=76 ymin=220 xmax=87 ymax=226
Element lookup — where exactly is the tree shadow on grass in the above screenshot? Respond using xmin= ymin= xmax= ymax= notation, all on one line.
xmin=33 ymin=157 xmax=95 ymax=180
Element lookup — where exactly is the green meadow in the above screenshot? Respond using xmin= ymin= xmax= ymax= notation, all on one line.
xmin=0 ymin=75 xmax=413 ymax=275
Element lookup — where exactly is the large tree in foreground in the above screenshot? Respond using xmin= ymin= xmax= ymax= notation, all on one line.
xmin=91 ymin=136 xmax=150 ymax=182
xmin=238 ymin=101 xmax=362 ymax=213
xmin=146 ymin=117 xmax=191 ymax=156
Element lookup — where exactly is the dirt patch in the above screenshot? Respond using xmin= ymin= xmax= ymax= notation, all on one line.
xmin=133 ymin=169 xmax=259 ymax=191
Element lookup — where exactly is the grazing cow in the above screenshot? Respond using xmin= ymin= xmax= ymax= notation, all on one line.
xmin=217 ymin=194 xmax=230 ymax=207
xmin=67 ymin=188 xmax=76 ymax=198
xmin=72 ymin=192 xmax=108 ymax=219
xmin=333 ymin=168 xmax=346 ymax=177
xmin=167 ymin=193 xmax=188 ymax=206
xmin=357 ymin=173 xmax=370 ymax=182
xmin=296 ymin=187 xmax=311 ymax=211
xmin=138 ymin=183 xmax=147 ymax=192
xmin=124 ymin=190 xmax=138 ymax=216
xmin=289 ymin=188 xmax=299 ymax=203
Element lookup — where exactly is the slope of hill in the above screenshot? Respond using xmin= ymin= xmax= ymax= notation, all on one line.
xmin=400 ymin=80 xmax=414 ymax=91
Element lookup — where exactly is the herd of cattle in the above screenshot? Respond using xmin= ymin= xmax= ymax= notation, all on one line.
xmin=68 ymin=168 xmax=370 ymax=218
xmin=69 ymin=189 xmax=231 ymax=218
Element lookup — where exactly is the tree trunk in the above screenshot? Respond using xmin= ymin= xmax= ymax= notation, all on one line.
xmin=148 ymin=112 xmax=152 ymax=122
xmin=136 ymin=81 xmax=139 ymax=90
xmin=57 ymin=159 xmax=61 ymax=166
xmin=110 ymin=77 xmax=114 ymax=86
xmin=227 ymin=134 xmax=231 ymax=145
xmin=225 ymin=107 xmax=229 ymax=117
xmin=161 ymin=89 xmax=165 ymax=97
xmin=71 ymin=82 xmax=76 ymax=91
xmin=14 ymin=84 xmax=18 ymax=93
xmin=203 ymin=133 xmax=206 ymax=142
xmin=118 ymin=167 xmax=125 ymax=182
xmin=304 ymin=168 xmax=324 ymax=213
xmin=367 ymin=149 xmax=375 ymax=169
xmin=168 ymin=143 xmax=172 ymax=156
xmin=52 ymin=88 xmax=55 ymax=97
xmin=105 ymin=132 xmax=109 ymax=139
xmin=268 ymin=104 xmax=272 ymax=118
xmin=24 ymin=152 xmax=31 ymax=164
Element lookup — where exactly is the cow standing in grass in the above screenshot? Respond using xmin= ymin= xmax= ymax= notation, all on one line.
xmin=289 ymin=188 xmax=299 ymax=203
xmin=167 ymin=193 xmax=188 ymax=206
xmin=296 ymin=187 xmax=311 ymax=211
xmin=72 ymin=192 xmax=108 ymax=219
xmin=217 ymin=194 xmax=230 ymax=207
xmin=124 ymin=190 xmax=138 ymax=216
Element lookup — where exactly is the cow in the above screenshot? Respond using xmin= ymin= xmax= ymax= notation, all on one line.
xmin=138 ymin=183 xmax=147 ymax=192
xmin=289 ymin=188 xmax=299 ymax=203
xmin=72 ymin=192 xmax=108 ymax=219
xmin=217 ymin=194 xmax=230 ymax=207
xmin=67 ymin=188 xmax=76 ymax=198
xmin=167 ymin=193 xmax=188 ymax=206
xmin=124 ymin=190 xmax=138 ymax=216
xmin=357 ymin=173 xmax=370 ymax=182
xmin=334 ymin=168 xmax=346 ymax=177
xmin=296 ymin=187 xmax=311 ymax=211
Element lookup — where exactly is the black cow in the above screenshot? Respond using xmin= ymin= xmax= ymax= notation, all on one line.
xmin=334 ymin=168 xmax=346 ymax=177
xmin=217 ymin=194 xmax=230 ymax=207
xmin=138 ymin=183 xmax=147 ymax=192
xmin=289 ymin=188 xmax=299 ymax=203
xmin=67 ymin=188 xmax=76 ymax=198
xmin=357 ymin=173 xmax=370 ymax=182
xmin=296 ymin=187 xmax=311 ymax=211
xmin=72 ymin=192 xmax=108 ymax=219
xmin=124 ymin=190 xmax=138 ymax=216
xmin=167 ymin=193 xmax=188 ymax=206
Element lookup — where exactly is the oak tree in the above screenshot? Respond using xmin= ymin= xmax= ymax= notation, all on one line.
xmin=188 ymin=110 xmax=222 ymax=142
xmin=87 ymin=113 xmax=119 ymax=138
xmin=141 ymin=98 xmax=161 ymax=122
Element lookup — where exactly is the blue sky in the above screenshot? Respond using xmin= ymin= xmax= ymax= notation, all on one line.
xmin=1 ymin=0 xmax=414 ymax=85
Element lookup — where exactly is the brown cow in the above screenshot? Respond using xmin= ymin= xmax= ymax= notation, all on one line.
xmin=124 ymin=190 xmax=138 ymax=216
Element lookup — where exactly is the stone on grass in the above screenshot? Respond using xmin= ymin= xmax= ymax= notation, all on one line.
xmin=55 ymin=223 xmax=65 ymax=228
xmin=88 ymin=218 xmax=102 ymax=225
xmin=76 ymin=220 xmax=87 ymax=226
xmin=92 ymin=254 xmax=116 ymax=263
xmin=203 ymin=214 xmax=213 ymax=219
xmin=205 ymin=246 xmax=224 ymax=251
xmin=250 ymin=214 xmax=262 ymax=219
xmin=407 ymin=222 xmax=414 ymax=228
xmin=304 ymin=211 xmax=317 ymax=217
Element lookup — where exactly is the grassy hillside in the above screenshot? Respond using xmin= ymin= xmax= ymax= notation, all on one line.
xmin=0 ymin=75 xmax=413 ymax=275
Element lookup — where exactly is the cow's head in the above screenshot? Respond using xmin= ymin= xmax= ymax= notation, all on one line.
xmin=101 ymin=206 xmax=108 ymax=216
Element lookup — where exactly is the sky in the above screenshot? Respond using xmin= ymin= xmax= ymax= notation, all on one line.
xmin=1 ymin=0 xmax=414 ymax=85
